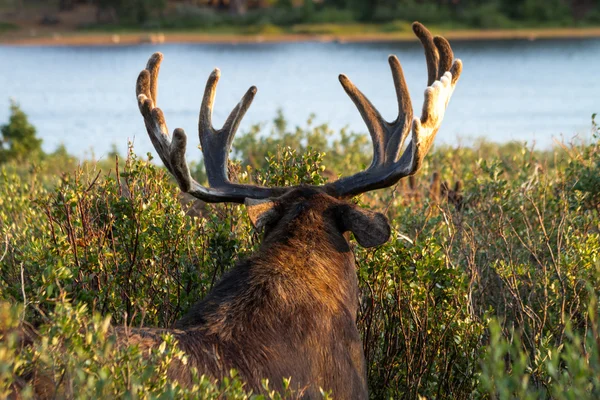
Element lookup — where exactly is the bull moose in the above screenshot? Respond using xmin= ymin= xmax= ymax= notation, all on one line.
xmin=125 ymin=21 xmax=462 ymax=399
xmin=12 ymin=21 xmax=461 ymax=399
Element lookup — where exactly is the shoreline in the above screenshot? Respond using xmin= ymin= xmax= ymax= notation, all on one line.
xmin=2 ymin=27 xmax=600 ymax=46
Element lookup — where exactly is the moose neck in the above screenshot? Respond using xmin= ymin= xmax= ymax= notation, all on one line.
xmin=257 ymin=216 xmax=359 ymax=317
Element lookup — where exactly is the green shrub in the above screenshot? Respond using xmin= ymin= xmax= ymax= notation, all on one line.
xmin=97 ymin=0 xmax=167 ymax=25
xmin=306 ymin=7 xmax=356 ymax=24
xmin=0 ymin=22 xmax=17 ymax=34
xmin=0 ymin=100 xmax=43 ymax=164
xmin=567 ymin=114 xmax=600 ymax=212
xmin=83 ymin=0 xmax=600 ymax=31
xmin=1 ymin=112 xmax=599 ymax=398
xmin=480 ymin=306 xmax=600 ymax=400
xmin=458 ymin=2 xmax=515 ymax=29
xmin=520 ymin=0 xmax=573 ymax=24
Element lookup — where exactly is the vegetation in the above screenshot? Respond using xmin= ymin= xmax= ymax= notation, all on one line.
xmin=91 ymin=0 xmax=600 ymax=28
xmin=0 ymin=100 xmax=43 ymax=164
xmin=0 ymin=102 xmax=599 ymax=398
xmin=4 ymin=0 xmax=600 ymax=33
xmin=98 ymin=0 xmax=600 ymax=32
xmin=0 ymin=22 xmax=17 ymax=34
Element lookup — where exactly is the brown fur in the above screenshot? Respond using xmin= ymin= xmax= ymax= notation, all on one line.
xmin=110 ymin=187 xmax=390 ymax=399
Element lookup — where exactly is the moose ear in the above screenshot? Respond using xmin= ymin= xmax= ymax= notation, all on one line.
xmin=338 ymin=205 xmax=391 ymax=248
xmin=245 ymin=198 xmax=280 ymax=230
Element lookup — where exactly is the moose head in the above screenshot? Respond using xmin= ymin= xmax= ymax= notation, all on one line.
xmin=131 ymin=22 xmax=462 ymax=399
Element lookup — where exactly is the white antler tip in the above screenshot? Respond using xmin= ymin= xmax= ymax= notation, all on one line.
xmin=440 ymin=74 xmax=451 ymax=88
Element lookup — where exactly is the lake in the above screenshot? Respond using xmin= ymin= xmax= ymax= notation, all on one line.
xmin=0 ymin=38 xmax=599 ymax=159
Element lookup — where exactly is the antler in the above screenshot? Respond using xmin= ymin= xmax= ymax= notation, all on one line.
xmin=136 ymin=54 xmax=287 ymax=203
xmin=325 ymin=22 xmax=462 ymax=198
xmin=135 ymin=21 xmax=461 ymax=204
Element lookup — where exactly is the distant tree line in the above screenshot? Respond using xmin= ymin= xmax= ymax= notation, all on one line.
xmin=327 ymin=0 xmax=599 ymax=22
xmin=17 ymin=0 xmax=600 ymax=25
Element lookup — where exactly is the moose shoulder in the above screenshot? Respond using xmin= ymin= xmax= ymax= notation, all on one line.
xmin=123 ymin=21 xmax=462 ymax=399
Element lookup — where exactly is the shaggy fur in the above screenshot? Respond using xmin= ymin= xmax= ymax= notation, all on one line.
xmin=113 ymin=187 xmax=390 ymax=399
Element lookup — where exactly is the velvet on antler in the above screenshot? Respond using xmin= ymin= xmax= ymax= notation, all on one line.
xmin=135 ymin=22 xmax=462 ymax=203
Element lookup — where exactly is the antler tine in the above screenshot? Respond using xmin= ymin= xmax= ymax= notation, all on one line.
xmin=434 ymin=36 xmax=454 ymax=79
xmin=198 ymin=72 xmax=257 ymax=188
xmin=136 ymin=53 xmax=195 ymax=193
xmin=387 ymin=54 xmax=413 ymax=161
xmin=413 ymin=22 xmax=456 ymax=86
xmin=199 ymin=68 xmax=220 ymax=134
xmin=222 ymin=86 xmax=257 ymax=138
xmin=326 ymin=22 xmax=462 ymax=198
xmin=136 ymin=53 xmax=289 ymax=204
xmin=412 ymin=22 xmax=440 ymax=86
xmin=338 ymin=74 xmax=387 ymax=166
xmin=146 ymin=52 xmax=161 ymax=104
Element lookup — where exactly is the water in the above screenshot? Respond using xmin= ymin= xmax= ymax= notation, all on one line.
xmin=0 ymin=38 xmax=599 ymax=159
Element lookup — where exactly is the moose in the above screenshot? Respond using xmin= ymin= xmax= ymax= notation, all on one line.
xmin=125 ymin=21 xmax=462 ymax=399
xmin=9 ymin=22 xmax=461 ymax=399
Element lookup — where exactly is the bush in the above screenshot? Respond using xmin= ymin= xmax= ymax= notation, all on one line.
xmin=97 ymin=0 xmax=167 ymax=25
xmin=566 ymin=114 xmax=600 ymax=212
xmin=0 ymin=100 xmax=43 ymax=164
xmin=480 ymin=309 xmax=600 ymax=400
xmin=1 ymin=112 xmax=599 ymax=398
xmin=0 ymin=22 xmax=17 ymax=34
xmin=85 ymin=0 xmax=600 ymax=31
xmin=458 ymin=2 xmax=515 ymax=29
xmin=520 ymin=0 xmax=573 ymax=24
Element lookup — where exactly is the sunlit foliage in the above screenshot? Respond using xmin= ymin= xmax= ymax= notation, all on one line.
xmin=0 ymin=110 xmax=599 ymax=398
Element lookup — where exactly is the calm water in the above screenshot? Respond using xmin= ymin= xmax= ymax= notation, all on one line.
xmin=0 ymin=38 xmax=599 ymax=159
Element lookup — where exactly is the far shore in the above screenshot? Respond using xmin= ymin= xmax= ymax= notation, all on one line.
xmin=2 ymin=26 xmax=600 ymax=46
